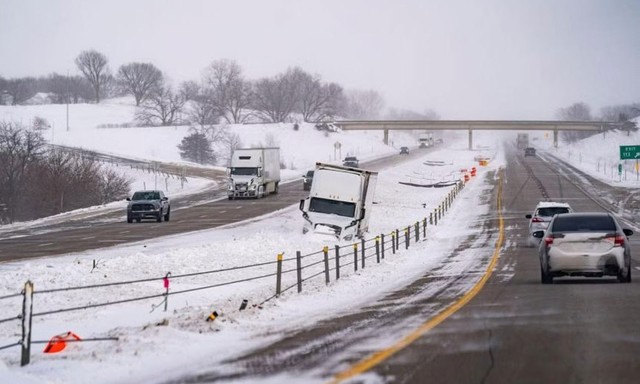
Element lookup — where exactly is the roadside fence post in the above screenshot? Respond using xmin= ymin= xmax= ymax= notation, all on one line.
xmin=163 ymin=272 xmax=171 ymax=312
xmin=396 ymin=229 xmax=400 ymax=249
xmin=434 ymin=209 xmax=438 ymax=225
xmin=415 ymin=222 xmax=419 ymax=242
xmin=391 ymin=231 xmax=396 ymax=254
xmin=20 ymin=280 xmax=34 ymax=367
xmin=296 ymin=251 xmax=302 ymax=293
xmin=361 ymin=238 xmax=366 ymax=269
xmin=405 ymin=227 xmax=410 ymax=249
xmin=354 ymin=244 xmax=358 ymax=272
xmin=335 ymin=245 xmax=340 ymax=280
xmin=430 ymin=212 xmax=433 ymax=225
xmin=381 ymin=233 xmax=385 ymax=259
xmin=375 ymin=236 xmax=380 ymax=263
xmin=276 ymin=253 xmax=283 ymax=297
xmin=438 ymin=205 xmax=442 ymax=221
xmin=423 ymin=218 xmax=427 ymax=239
xmin=323 ymin=246 xmax=330 ymax=285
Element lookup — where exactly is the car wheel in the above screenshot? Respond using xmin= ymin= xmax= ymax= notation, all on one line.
xmin=618 ymin=263 xmax=631 ymax=283
xmin=164 ymin=208 xmax=170 ymax=222
xmin=541 ymin=265 xmax=553 ymax=284
xmin=127 ymin=214 xmax=133 ymax=224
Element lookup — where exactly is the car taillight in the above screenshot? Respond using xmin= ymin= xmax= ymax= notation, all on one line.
xmin=531 ymin=217 xmax=544 ymax=223
xmin=544 ymin=236 xmax=554 ymax=245
xmin=605 ymin=234 xmax=625 ymax=247
xmin=614 ymin=235 xmax=625 ymax=247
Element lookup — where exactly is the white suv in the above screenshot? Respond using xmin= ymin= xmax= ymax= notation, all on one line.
xmin=525 ymin=201 xmax=572 ymax=247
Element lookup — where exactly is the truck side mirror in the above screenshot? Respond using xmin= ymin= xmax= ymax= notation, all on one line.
xmin=299 ymin=199 xmax=305 ymax=211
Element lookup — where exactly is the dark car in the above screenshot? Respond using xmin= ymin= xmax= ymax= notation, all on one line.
xmin=343 ymin=156 xmax=359 ymax=167
xmin=524 ymin=147 xmax=536 ymax=156
xmin=303 ymin=170 xmax=314 ymax=191
xmin=126 ymin=190 xmax=170 ymax=223
xmin=400 ymin=146 xmax=409 ymax=155
xmin=532 ymin=212 xmax=633 ymax=284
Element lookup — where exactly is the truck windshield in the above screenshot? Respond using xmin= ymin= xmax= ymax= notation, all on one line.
xmin=309 ymin=197 xmax=356 ymax=218
xmin=230 ymin=167 xmax=258 ymax=176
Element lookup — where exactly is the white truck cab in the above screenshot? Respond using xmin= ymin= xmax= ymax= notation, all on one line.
xmin=227 ymin=148 xmax=280 ymax=199
xmin=299 ymin=162 xmax=377 ymax=241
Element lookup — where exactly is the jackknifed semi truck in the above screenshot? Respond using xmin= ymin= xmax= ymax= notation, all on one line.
xmin=227 ymin=147 xmax=280 ymax=199
xmin=299 ymin=162 xmax=378 ymax=241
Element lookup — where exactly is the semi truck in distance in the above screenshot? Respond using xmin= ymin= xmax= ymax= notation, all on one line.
xmin=227 ymin=147 xmax=280 ymax=199
xmin=419 ymin=132 xmax=434 ymax=148
xmin=299 ymin=162 xmax=378 ymax=241
xmin=517 ymin=133 xmax=529 ymax=149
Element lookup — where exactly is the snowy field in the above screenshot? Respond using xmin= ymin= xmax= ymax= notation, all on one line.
xmin=0 ymin=99 xmax=638 ymax=383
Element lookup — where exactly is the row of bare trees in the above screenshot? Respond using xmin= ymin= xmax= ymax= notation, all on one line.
xmin=1 ymin=49 xmax=389 ymax=124
xmin=0 ymin=121 xmax=130 ymax=223
xmin=555 ymin=101 xmax=640 ymax=142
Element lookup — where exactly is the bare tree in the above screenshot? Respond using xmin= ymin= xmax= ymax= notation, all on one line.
xmin=203 ymin=59 xmax=253 ymax=123
xmin=252 ymin=67 xmax=304 ymax=123
xmin=0 ymin=121 xmax=46 ymax=222
xmin=4 ymin=77 xmax=38 ymax=105
xmin=296 ymin=70 xmax=345 ymax=122
xmin=219 ymin=131 xmax=243 ymax=166
xmin=556 ymin=102 xmax=593 ymax=142
xmin=135 ymin=87 xmax=185 ymax=126
xmin=75 ymin=50 xmax=110 ymax=103
xmin=179 ymin=80 xmax=200 ymax=102
xmin=343 ymin=89 xmax=385 ymax=119
xmin=0 ymin=76 xmax=7 ymax=105
xmin=117 ymin=62 xmax=164 ymax=106
xmin=599 ymin=103 xmax=640 ymax=122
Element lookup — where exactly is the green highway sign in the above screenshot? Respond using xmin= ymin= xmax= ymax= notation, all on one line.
xmin=620 ymin=145 xmax=640 ymax=160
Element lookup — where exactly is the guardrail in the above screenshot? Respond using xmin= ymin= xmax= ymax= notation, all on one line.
xmin=1 ymin=179 xmax=467 ymax=366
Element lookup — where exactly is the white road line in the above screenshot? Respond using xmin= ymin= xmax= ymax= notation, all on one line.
xmin=635 ymin=267 xmax=640 ymax=271
xmin=81 ymin=236 xmax=96 ymax=240
xmin=119 ymin=231 xmax=131 ymax=234
xmin=199 ymin=215 xmax=207 ymax=218
xmin=235 ymin=206 xmax=242 ymax=209
xmin=37 ymin=243 xmax=54 ymax=247
xmin=97 ymin=240 xmax=127 ymax=243
xmin=219 ymin=210 xmax=226 ymax=214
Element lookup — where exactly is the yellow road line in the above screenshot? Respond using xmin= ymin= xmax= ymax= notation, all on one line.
xmin=330 ymin=170 xmax=505 ymax=383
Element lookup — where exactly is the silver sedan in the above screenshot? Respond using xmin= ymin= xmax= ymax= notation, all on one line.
xmin=532 ymin=212 xmax=633 ymax=284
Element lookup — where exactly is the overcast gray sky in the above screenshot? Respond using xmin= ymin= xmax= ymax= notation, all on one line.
xmin=1 ymin=0 xmax=639 ymax=119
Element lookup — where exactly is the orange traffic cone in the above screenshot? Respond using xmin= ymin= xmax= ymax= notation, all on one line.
xmin=43 ymin=331 xmax=82 ymax=353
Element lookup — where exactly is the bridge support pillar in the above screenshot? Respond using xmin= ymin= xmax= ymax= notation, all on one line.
xmin=383 ymin=129 xmax=389 ymax=145
xmin=553 ymin=129 xmax=558 ymax=148
xmin=468 ymin=128 xmax=473 ymax=150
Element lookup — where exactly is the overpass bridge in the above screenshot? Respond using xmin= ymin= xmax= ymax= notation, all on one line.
xmin=333 ymin=120 xmax=629 ymax=149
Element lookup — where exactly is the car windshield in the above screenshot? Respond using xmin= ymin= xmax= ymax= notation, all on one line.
xmin=536 ymin=207 xmax=570 ymax=217
xmin=309 ymin=197 xmax=356 ymax=218
xmin=551 ymin=215 xmax=616 ymax=232
xmin=132 ymin=192 xmax=159 ymax=200
xmin=231 ymin=167 xmax=258 ymax=176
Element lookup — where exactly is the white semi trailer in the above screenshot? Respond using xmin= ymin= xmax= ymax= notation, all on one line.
xmin=227 ymin=148 xmax=280 ymax=199
xmin=299 ymin=162 xmax=378 ymax=241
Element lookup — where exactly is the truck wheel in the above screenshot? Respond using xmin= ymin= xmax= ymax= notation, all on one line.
xmin=258 ymin=185 xmax=265 ymax=198
xmin=274 ymin=182 xmax=279 ymax=194
xmin=136 ymin=218 xmax=141 ymax=223
xmin=164 ymin=208 xmax=170 ymax=222
xmin=156 ymin=212 xmax=163 ymax=222
xmin=127 ymin=214 xmax=133 ymax=223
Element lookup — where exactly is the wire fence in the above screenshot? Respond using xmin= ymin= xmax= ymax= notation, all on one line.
xmin=0 ymin=179 xmax=467 ymax=366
